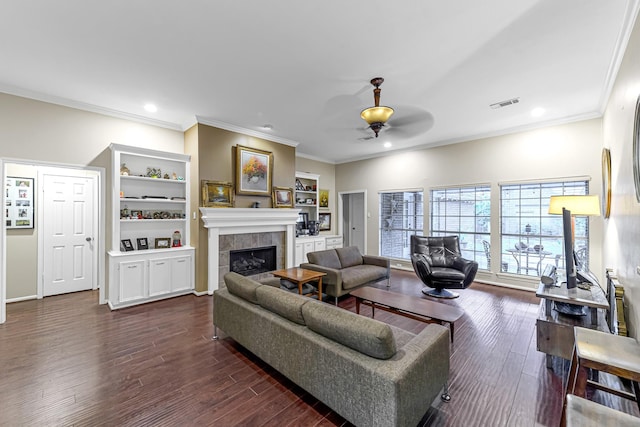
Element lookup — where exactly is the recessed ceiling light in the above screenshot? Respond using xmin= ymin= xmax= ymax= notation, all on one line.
xmin=144 ymin=103 xmax=158 ymax=113
xmin=383 ymin=142 xmax=392 ymax=148
xmin=531 ymin=107 xmax=545 ymax=117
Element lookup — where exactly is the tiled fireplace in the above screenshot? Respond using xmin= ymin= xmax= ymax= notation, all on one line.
xmin=200 ymin=208 xmax=299 ymax=293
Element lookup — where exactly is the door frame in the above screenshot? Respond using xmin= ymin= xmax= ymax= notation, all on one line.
xmin=0 ymin=159 xmax=105 ymax=324
xmin=37 ymin=166 xmax=102 ymax=299
xmin=337 ymin=190 xmax=367 ymax=253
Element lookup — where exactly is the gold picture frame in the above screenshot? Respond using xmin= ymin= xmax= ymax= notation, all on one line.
xmin=319 ymin=189 xmax=329 ymax=208
xmin=235 ymin=145 xmax=273 ymax=196
xmin=272 ymin=187 xmax=294 ymax=208
xmin=155 ymin=237 xmax=171 ymax=249
xmin=202 ymin=180 xmax=234 ymax=208
xmin=602 ymin=148 xmax=611 ymax=218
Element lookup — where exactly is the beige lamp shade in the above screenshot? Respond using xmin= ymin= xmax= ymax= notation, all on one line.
xmin=548 ymin=195 xmax=601 ymax=216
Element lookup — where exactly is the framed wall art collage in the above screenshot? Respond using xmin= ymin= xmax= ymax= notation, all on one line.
xmin=5 ymin=177 xmax=34 ymax=229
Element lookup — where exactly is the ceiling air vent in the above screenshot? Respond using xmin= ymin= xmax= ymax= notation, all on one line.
xmin=490 ymin=97 xmax=520 ymax=109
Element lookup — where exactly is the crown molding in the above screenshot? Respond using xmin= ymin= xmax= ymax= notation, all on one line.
xmin=195 ymin=116 xmax=299 ymax=148
xmin=0 ymin=83 xmax=184 ymax=131
xmin=598 ymin=0 xmax=640 ymax=112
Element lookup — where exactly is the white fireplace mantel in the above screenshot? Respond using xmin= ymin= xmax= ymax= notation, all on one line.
xmin=200 ymin=208 xmax=300 ymax=293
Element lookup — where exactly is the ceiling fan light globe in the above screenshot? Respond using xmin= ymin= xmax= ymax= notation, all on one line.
xmin=360 ymin=106 xmax=394 ymax=125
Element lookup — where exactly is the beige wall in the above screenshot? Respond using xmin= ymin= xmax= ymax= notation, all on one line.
xmin=295 ymin=157 xmax=337 ymax=234
xmin=336 ymin=118 xmax=604 ymax=291
xmin=187 ymin=123 xmax=297 ymax=293
xmin=1 ymin=93 xmax=184 ymax=300
xmin=602 ymin=14 xmax=640 ymax=337
xmin=5 ymin=164 xmax=38 ymax=299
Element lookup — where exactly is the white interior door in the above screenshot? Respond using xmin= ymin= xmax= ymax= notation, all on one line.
xmin=42 ymin=173 xmax=95 ymax=296
xmin=339 ymin=191 xmax=366 ymax=253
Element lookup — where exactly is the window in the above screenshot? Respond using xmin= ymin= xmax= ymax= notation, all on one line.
xmin=379 ymin=191 xmax=423 ymax=260
xmin=430 ymin=185 xmax=491 ymax=269
xmin=500 ymin=180 xmax=589 ymax=277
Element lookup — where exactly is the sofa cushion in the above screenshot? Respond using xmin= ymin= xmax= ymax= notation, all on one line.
xmin=307 ymin=249 xmax=342 ymax=270
xmin=224 ymin=272 xmax=261 ymax=304
xmin=256 ymin=285 xmax=308 ymax=326
xmin=336 ymin=246 xmax=364 ymax=268
xmin=302 ymin=300 xmax=396 ymax=359
xmin=341 ymin=265 xmax=389 ymax=290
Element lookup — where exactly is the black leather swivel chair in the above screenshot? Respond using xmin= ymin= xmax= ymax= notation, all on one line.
xmin=410 ymin=235 xmax=478 ymax=299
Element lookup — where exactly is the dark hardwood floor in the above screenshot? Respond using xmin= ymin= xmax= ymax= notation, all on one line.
xmin=1 ymin=270 xmax=638 ymax=426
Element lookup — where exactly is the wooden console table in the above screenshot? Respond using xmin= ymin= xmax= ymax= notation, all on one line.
xmin=536 ymin=281 xmax=609 ymax=368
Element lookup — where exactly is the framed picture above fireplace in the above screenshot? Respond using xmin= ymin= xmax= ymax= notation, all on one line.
xmin=235 ymin=145 xmax=273 ymax=196
xmin=202 ymin=180 xmax=234 ymax=208
xmin=272 ymin=187 xmax=293 ymax=208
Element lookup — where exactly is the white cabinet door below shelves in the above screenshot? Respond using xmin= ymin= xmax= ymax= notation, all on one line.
xmin=119 ymin=260 xmax=146 ymax=302
xmin=171 ymin=256 xmax=192 ymax=292
xmin=149 ymin=258 xmax=172 ymax=296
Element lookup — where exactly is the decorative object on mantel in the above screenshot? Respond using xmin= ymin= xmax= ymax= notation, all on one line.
xmin=202 ymin=180 xmax=234 ymax=208
xmin=319 ymin=189 xmax=329 ymax=208
xmin=272 ymin=187 xmax=294 ymax=208
xmin=251 ymin=201 xmax=261 ymax=208
xmin=602 ymin=148 xmax=611 ymax=218
xmin=236 ymin=145 xmax=273 ymax=196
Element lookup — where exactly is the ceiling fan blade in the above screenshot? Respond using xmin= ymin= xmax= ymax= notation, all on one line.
xmin=386 ymin=107 xmax=434 ymax=138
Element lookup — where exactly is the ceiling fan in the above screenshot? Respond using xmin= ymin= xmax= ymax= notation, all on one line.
xmin=360 ymin=77 xmax=394 ymax=138
xmin=359 ymin=77 xmax=434 ymax=140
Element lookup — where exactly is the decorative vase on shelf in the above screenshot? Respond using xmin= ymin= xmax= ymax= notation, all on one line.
xmin=120 ymin=163 xmax=130 ymax=176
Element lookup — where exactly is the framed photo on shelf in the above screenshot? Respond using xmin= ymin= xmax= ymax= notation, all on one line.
xmin=272 ymin=187 xmax=294 ymax=208
xmin=202 ymin=180 xmax=234 ymax=207
xmin=5 ymin=177 xmax=34 ymax=229
xmin=121 ymin=239 xmax=134 ymax=251
xmin=318 ymin=212 xmax=331 ymax=231
xmin=155 ymin=237 xmax=171 ymax=249
xmin=136 ymin=237 xmax=149 ymax=250
xmin=235 ymin=145 xmax=273 ymax=196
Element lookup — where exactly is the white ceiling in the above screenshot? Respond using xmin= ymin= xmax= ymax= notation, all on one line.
xmin=0 ymin=1 xmax=638 ymax=163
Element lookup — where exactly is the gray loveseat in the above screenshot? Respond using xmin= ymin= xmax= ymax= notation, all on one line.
xmin=214 ymin=272 xmax=450 ymax=427
xmin=300 ymin=246 xmax=390 ymax=304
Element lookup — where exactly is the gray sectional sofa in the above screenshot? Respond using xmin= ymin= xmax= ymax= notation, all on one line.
xmin=213 ymin=272 xmax=451 ymax=427
xmin=300 ymin=246 xmax=391 ymax=304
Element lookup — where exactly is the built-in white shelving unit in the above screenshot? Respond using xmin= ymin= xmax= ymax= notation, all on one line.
xmin=107 ymin=143 xmax=194 ymax=309
xmin=295 ymin=171 xmax=319 ymax=224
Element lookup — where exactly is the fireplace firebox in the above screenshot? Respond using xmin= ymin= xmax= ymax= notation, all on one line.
xmin=230 ymin=246 xmax=277 ymax=277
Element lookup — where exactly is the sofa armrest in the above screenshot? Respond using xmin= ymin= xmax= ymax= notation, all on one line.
xmin=362 ymin=255 xmax=390 ymax=270
xmin=299 ymin=263 xmax=342 ymax=287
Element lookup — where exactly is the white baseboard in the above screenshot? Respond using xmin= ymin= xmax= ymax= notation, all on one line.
xmin=192 ymin=290 xmax=210 ymax=297
xmin=7 ymin=295 xmax=38 ymax=303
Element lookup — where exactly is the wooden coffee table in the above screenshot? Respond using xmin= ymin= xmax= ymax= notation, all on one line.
xmin=271 ymin=267 xmax=326 ymax=301
xmin=350 ymin=287 xmax=464 ymax=342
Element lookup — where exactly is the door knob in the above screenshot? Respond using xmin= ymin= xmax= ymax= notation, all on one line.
xmin=86 ymin=237 xmax=92 ymax=242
